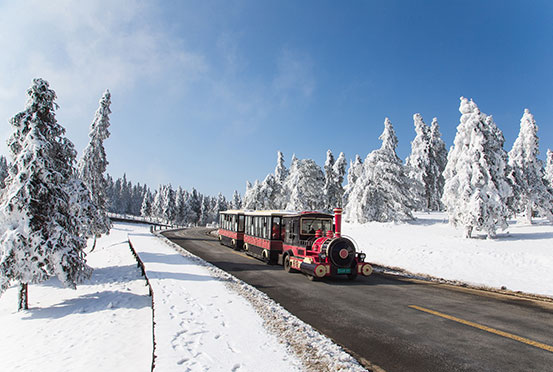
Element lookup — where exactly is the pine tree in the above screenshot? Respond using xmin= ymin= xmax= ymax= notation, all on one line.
xmin=405 ymin=114 xmax=431 ymax=210
xmin=545 ymin=149 xmax=553 ymax=188
xmin=343 ymin=154 xmax=363 ymax=206
xmin=231 ymin=190 xmax=242 ymax=210
xmin=273 ymin=151 xmax=289 ymax=209
xmin=243 ymin=180 xmax=261 ymax=210
xmin=78 ymin=90 xmax=112 ymax=243
xmin=140 ymin=189 xmax=153 ymax=218
xmin=186 ymin=188 xmax=202 ymax=225
xmin=428 ymin=118 xmax=448 ymax=211
xmin=332 ymin=152 xmax=347 ymax=208
xmin=0 ymin=78 xmax=92 ymax=310
xmin=507 ymin=109 xmax=553 ymax=223
xmin=285 ymin=158 xmax=325 ymax=211
xmin=442 ymin=98 xmax=512 ymax=238
xmin=259 ymin=174 xmax=278 ymax=209
xmin=344 ymin=118 xmax=415 ymax=223
xmin=323 ymin=150 xmax=336 ymax=211
xmin=0 ymin=156 xmax=9 ymax=190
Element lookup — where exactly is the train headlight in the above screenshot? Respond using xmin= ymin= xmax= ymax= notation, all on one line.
xmin=358 ymin=253 xmax=366 ymax=262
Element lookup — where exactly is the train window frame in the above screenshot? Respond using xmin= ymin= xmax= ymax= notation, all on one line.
xmin=300 ymin=217 xmax=333 ymax=236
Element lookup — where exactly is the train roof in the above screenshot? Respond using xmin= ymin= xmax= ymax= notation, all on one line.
xmin=220 ymin=210 xmax=333 ymax=218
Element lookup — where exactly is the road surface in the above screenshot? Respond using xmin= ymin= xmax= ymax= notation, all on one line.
xmin=163 ymin=227 xmax=553 ymax=372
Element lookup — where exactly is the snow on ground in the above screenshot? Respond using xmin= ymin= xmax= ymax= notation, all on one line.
xmin=129 ymin=230 xmax=367 ymax=372
xmin=346 ymin=211 xmax=553 ymax=298
xmin=0 ymin=222 xmax=152 ymax=372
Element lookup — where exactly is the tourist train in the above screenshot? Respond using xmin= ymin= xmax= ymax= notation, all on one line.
xmin=218 ymin=208 xmax=372 ymax=280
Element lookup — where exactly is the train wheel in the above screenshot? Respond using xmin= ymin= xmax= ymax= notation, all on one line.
xmin=284 ymin=255 xmax=294 ymax=273
xmin=218 ymin=235 xmax=223 ymax=245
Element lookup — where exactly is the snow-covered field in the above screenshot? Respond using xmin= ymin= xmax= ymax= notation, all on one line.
xmin=0 ymin=223 xmax=152 ymax=372
xmin=346 ymin=211 xmax=553 ymax=298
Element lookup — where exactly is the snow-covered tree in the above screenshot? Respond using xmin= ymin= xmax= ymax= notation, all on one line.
xmin=0 ymin=156 xmax=9 ymax=190
xmin=332 ymin=152 xmax=347 ymax=208
xmin=507 ymin=109 xmax=553 ymax=223
xmin=343 ymin=154 xmax=363 ymax=206
xmin=442 ymin=97 xmax=512 ymax=238
xmin=323 ymin=150 xmax=346 ymax=210
xmin=545 ymin=149 xmax=553 ymax=188
xmin=405 ymin=114 xmax=431 ymax=210
xmin=273 ymin=151 xmax=289 ymax=209
xmin=285 ymin=158 xmax=325 ymax=211
xmin=243 ymin=180 xmax=261 ymax=210
xmin=77 ymin=89 xmax=112 ymax=241
xmin=344 ymin=118 xmax=415 ymax=223
xmin=428 ymin=118 xmax=448 ymax=211
xmin=0 ymin=78 xmax=92 ymax=310
xmin=140 ymin=189 xmax=153 ymax=218
xmin=231 ymin=190 xmax=242 ymax=210
xmin=186 ymin=188 xmax=202 ymax=224
xmin=259 ymin=174 xmax=279 ymax=210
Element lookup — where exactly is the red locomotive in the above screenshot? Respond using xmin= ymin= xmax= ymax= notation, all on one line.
xmin=218 ymin=208 xmax=372 ymax=281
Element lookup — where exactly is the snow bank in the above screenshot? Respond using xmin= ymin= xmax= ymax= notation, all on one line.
xmin=346 ymin=212 xmax=553 ymax=297
xmin=0 ymin=222 xmax=152 ymax=372
xmin=130 ymin=230 xmax=368 ymax=372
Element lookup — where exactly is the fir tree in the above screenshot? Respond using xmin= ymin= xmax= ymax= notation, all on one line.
xmin=428 ymin=118 xmax=447 ymax=211
xmin=405 ymin=113 xmax=431 ymax=210
xmin=273 ymin=151 xmax=288 ymax=209
xmin=343 ymin=154 xmax=363 ymax=206
xmin=507 ymin=109 xmax=553 ymax=222
xmin=0 ymin=156 xmax=9 ymax=190
xmin=0 ymin=78 xmax=92 ymax=310
xmin=285 ymin=158 xmax=325 ymax=211
xmin=231 ymin=190 xmax=242 ymax=210
xmin=140 ymin=189 xmax=153 ymax=218
xmin=545 ymin=149 xmax=553 ymax=188
xmin=344 ymin=118 xmax=415 ymax=223
xmin=442 ymin=98 xmax=512 ymax=238
xmin=78 ymin=90 xmax=112 ymax=245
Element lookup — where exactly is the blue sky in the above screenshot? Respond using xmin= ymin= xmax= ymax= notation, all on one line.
xmin=1 ymin=0 xmax=552 ymax=198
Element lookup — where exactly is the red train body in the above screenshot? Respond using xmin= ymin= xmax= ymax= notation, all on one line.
xmin=218 ymin=208 xmax=372 ymax=281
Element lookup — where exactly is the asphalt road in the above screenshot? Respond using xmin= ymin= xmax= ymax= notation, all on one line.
xmin=163 ymin=227 xmax=553 ymax=372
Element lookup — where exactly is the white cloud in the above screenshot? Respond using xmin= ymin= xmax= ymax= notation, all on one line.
xmin=0 ymin=0 xmax=207 ymax=154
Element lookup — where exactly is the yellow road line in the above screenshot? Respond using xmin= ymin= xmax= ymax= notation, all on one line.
xmin=409 ymin=305 xmax=553 ymax=353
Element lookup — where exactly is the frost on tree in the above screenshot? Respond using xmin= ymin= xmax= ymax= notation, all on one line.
xmin=442 ymin=98 xmax=512 ymax=238
xmin=285 ymin=158 xmax=325 ymax=211
xmin=0 ymin=78 xmax=92 ymax=310
xmin=273 ymin=151 xmax=289 ymax=209
xmin=405 ymin=114 xmax=431 ymax=210
xmin=507 ymin=109 xmax=553 ymax=223
xmin=323 ymin=150 xmax=346 ymax=211
xmin=231 ymin=190 xmax=242 ymax=210
xmin=428 ymin=118 xmax=448 ymax=211
xmin=0 ymin=155 xmax=9 ymax=190
xmin=344 ymin=118 xmax=415 ymax=223
xmin=78 ymin=89 xmax=112 ymax=241
xmin=343 ymin=154 xmax=363 ymax=206
xmin=545 ymin=149 xmax=553 ymax=188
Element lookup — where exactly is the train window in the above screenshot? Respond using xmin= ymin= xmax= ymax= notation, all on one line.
xmin=262 ymin=217 xmax=268 ymax=239
xmin=238 ymin=215 xmax=245 ymax=232
xmin=271 ymin=217 xmax=281 ymax=240
xmin=301 ymin=218 xmax=333 ymax=235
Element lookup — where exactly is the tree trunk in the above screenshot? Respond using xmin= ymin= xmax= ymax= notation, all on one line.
xmin=90 ymin=235 xmax=98 ymax=252
xmin=18 ymin=282 xmax=28 ymax=311
xmin=465 ymin=225 xmax=473 ymax=239
xmin=525 ymin=203 xmax=533 ymax=224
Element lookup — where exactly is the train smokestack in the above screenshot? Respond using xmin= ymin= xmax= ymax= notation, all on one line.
xmin=334 ymin=208 xmax=342 ymax=238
